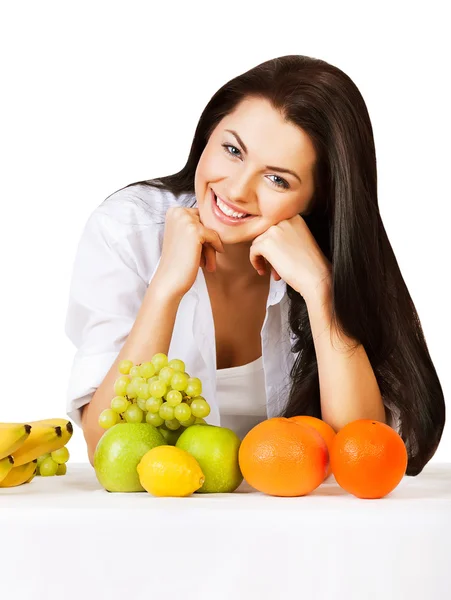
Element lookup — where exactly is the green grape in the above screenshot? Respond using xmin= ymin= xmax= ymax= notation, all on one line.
xmin=137 ymin=397 xmax=148 ymax=411
xmin=99 ymin=408 xmax=119 ymax=429
xmin=37 ymin=453 xmax=50 ymax=467
xmin=126 ymin=382 xmax=137 ymax=399
xmin=140 ymin=361 xmax=156 ymax=378
xmin=129 ymin=365 xmax=142 ymax=378
xmin=40 ymin=456 xmax=59 ymax=476
xmin=145 ymin=397 xmax=163 ymax=413
xmin=51 ymin=447 xmax=70 ymax=464
xmin=131 ymin=376 xmax=146 ymax=386
xmin=170 ymin=371 xmax=189 ymax=392
xmin=158 ymin=366 xmax=175 ymax=385
xmin=151 ymin=352 xmax=168 ymax=374
xmin=147 ymin=375 xmax=159 ymax=385
xmin=111 ymin=395 xmax=130 ymax=413
xmin=119 ymin=360 xmax=134 ymax=375
xmin=168 ymin=358 xmax=185 ymax=373
xmin=190 ymin=398 xmax=211 ymax=418
xmin=159 ymin=402 xmax=174 ymax=421
xmin=114 ymin=375 xmax=131 ymax=397
xmin=194 ymin=417 xmax=207 ymax=425
xmin=174 ymin=403 xmax=191 ymax=422
xmin=124 ymin=404 xmax=144 ymax=423
xmin=149 ymin=379 xmax=167 ymax=399
xmin=185 ymin=377 xmax=202 ymax=397
xmin=56 ymin=463 xmax=67 ymax=476
xmin=136 ymin=382 xmax=150 ymax=400
xmin=146 ymin=412 xmax=164 ymax=426
xmin=166 ymin=390 xmax=183 ymax=407
xmin=179 ymin=414 xmax=196 ymax=427
xmin=165 ymin=419 xmax=181 ymax=431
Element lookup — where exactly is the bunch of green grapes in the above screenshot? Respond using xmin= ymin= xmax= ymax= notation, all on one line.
xmin=36 ymin=447 xmax=70 ymax=476
xmin=98 ymin=353 xmax=211 ymax=438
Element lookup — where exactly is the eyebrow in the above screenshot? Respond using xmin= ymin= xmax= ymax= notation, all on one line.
xmin=225 ymin=129 xmax=302 ymax=184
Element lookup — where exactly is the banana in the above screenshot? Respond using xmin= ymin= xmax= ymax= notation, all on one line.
xmin=0 ymin=424 xmax=32 ymax=460
xmin=12 ymin=425 xmax=63 ymax=467
xmin=57 ymin=421 xmax=73 ymax=446
xmin=27 ymin=418 xmax=73 ymax=429
xmin=0 ymin=460 xmax=37 ymax=487
xmin=5 ymin=418 xmax=73 ymax=444
xmin=0 ymin=455 xmax=14 ymax=482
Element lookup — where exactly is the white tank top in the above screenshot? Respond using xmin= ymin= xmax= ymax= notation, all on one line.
xmin=216 ymin=355 xmax=268 ymax=440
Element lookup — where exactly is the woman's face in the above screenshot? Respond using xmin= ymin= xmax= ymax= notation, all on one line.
xmin=194 ymin=96 xmax=317 ymax=244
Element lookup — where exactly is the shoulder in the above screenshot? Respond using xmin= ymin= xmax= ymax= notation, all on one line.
xmin=94 ymin=182 xmax=196 ymax=232
xmin=78 ymin=182 xmax=196 ymax=282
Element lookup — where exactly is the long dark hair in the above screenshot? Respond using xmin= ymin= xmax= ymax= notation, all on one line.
xmin=112 ymin=54 xmax=445 ymax=476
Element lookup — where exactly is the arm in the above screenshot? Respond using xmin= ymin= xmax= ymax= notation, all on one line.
xmin=303 ymin=280 xmax=387 ymax=433
xmin=81 ymin=279 xmax=183 ymax=465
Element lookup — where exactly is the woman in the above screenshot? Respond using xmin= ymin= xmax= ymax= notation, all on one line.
xmin=65 ymin=54 xmax=445 ymax=475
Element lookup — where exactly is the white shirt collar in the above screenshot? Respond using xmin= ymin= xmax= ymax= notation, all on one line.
xmin=189 ymin=263 xmax=287 ymax=308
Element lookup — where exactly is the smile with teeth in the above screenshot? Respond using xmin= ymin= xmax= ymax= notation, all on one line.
xmin=215 ymin=195 xmax=250 ymax=218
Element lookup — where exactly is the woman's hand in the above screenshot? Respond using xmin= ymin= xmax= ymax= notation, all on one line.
xmin=249 ymin=214 xmax=332 ymax=300
xmin=153 ymin=207 xmax=225 ymax=298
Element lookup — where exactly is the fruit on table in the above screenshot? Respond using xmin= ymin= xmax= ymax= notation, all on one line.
xmin=330 ymin=419 xmax=408 ymax=499
xmin=176 ymin=424 xmax=243 ymax=493
xmin=36 ymin=447 xmax=70 ymax=476
xmin=0 ymin=423 xmax=32 ymax=460
xmin=56 ymin=463 xmax=67 ymax=476
xmin=0 ymin=418 xmax=73 ymax=484
xmin=94 ymin=423 xmax=165 ymax=492
xmin=39 ymin=455 xmax=59 ymax=477
xmin=12 ymin=420 xmax=73 ymax=467
xmin=289 ymin=415 xmax=336 ymax=479
xmin=0 ymin=459 xmax=37 ymax=488
xmin=239 ymin=417 xmax=329 ymax=497
xmin=137 ymin=445 xmax=205 ymax=497
xmin=51 ymin=447 xmax=70 ymax=464
xmin=98 ymin=354 xmax=211 ymax=444
xmin=0 ymin=455 xmax=15 ymax=482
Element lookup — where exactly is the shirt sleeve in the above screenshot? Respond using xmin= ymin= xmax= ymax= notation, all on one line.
xmin=64 ymin=210 xmax=149 ymax=428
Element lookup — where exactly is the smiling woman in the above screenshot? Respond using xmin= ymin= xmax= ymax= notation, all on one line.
xmin=66 ymin=54 xmax=445 ymax=476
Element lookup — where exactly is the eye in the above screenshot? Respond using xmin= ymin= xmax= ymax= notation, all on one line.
xmin=221 ymin=143 xmax=290 ymax=189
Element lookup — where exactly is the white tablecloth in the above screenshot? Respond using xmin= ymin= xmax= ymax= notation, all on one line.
xmin=1 ymin=462 xmax=450 ymax=600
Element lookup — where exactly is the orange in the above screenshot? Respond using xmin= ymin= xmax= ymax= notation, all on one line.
xmin=238 ymin=417 xmax=329 ymax=497
xmin=330 ymin=419 xmax=408 ymax=499
xmin=289 ymin=416 xmax=336 ymax=480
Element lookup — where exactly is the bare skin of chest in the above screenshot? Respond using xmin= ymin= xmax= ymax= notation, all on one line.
xmin=204 ymin=275 xmax=269 ymax=370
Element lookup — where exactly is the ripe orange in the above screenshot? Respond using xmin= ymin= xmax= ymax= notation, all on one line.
xmin=238 ymin=417 xmax=329 ymax=497
xmin=289 ymin=416 xmax=336 ymax=479
xmin=330 ymin=419 xmax=408 ymax=499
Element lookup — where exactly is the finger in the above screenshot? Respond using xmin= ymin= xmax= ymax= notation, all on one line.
xmin=250 ymin=250 xmax=267 ymax=275
xmin=203 ymin=227 xmax=225 ymax=254
xmin=204 ymin=243 xmax=217 ymax=272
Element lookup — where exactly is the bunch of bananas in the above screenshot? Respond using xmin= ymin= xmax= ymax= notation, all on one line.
xmin=0 ymin=418 xmax=73 ymax=488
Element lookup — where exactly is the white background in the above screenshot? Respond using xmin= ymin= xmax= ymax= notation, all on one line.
xmin=1 ymin=1 xmax=449 ymax=465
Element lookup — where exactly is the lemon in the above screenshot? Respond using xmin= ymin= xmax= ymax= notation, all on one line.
xmin=137 ymin=445 xmax=205 ymax=497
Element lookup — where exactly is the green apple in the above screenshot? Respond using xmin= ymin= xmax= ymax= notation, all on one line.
xmin=94 ymin=423 xmax=165 ymax=492
xmin=176 ymin=424 xmax=243 ymax=493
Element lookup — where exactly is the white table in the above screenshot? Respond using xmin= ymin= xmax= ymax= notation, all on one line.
xmin=1 ymin=462 xmax=450 ymax=600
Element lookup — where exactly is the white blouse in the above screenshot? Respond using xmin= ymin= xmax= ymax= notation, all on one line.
xmin=216 ymin=355 xmax=268 ymax=440
xmin=64 ymin=183 xmax=297 ymax=430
